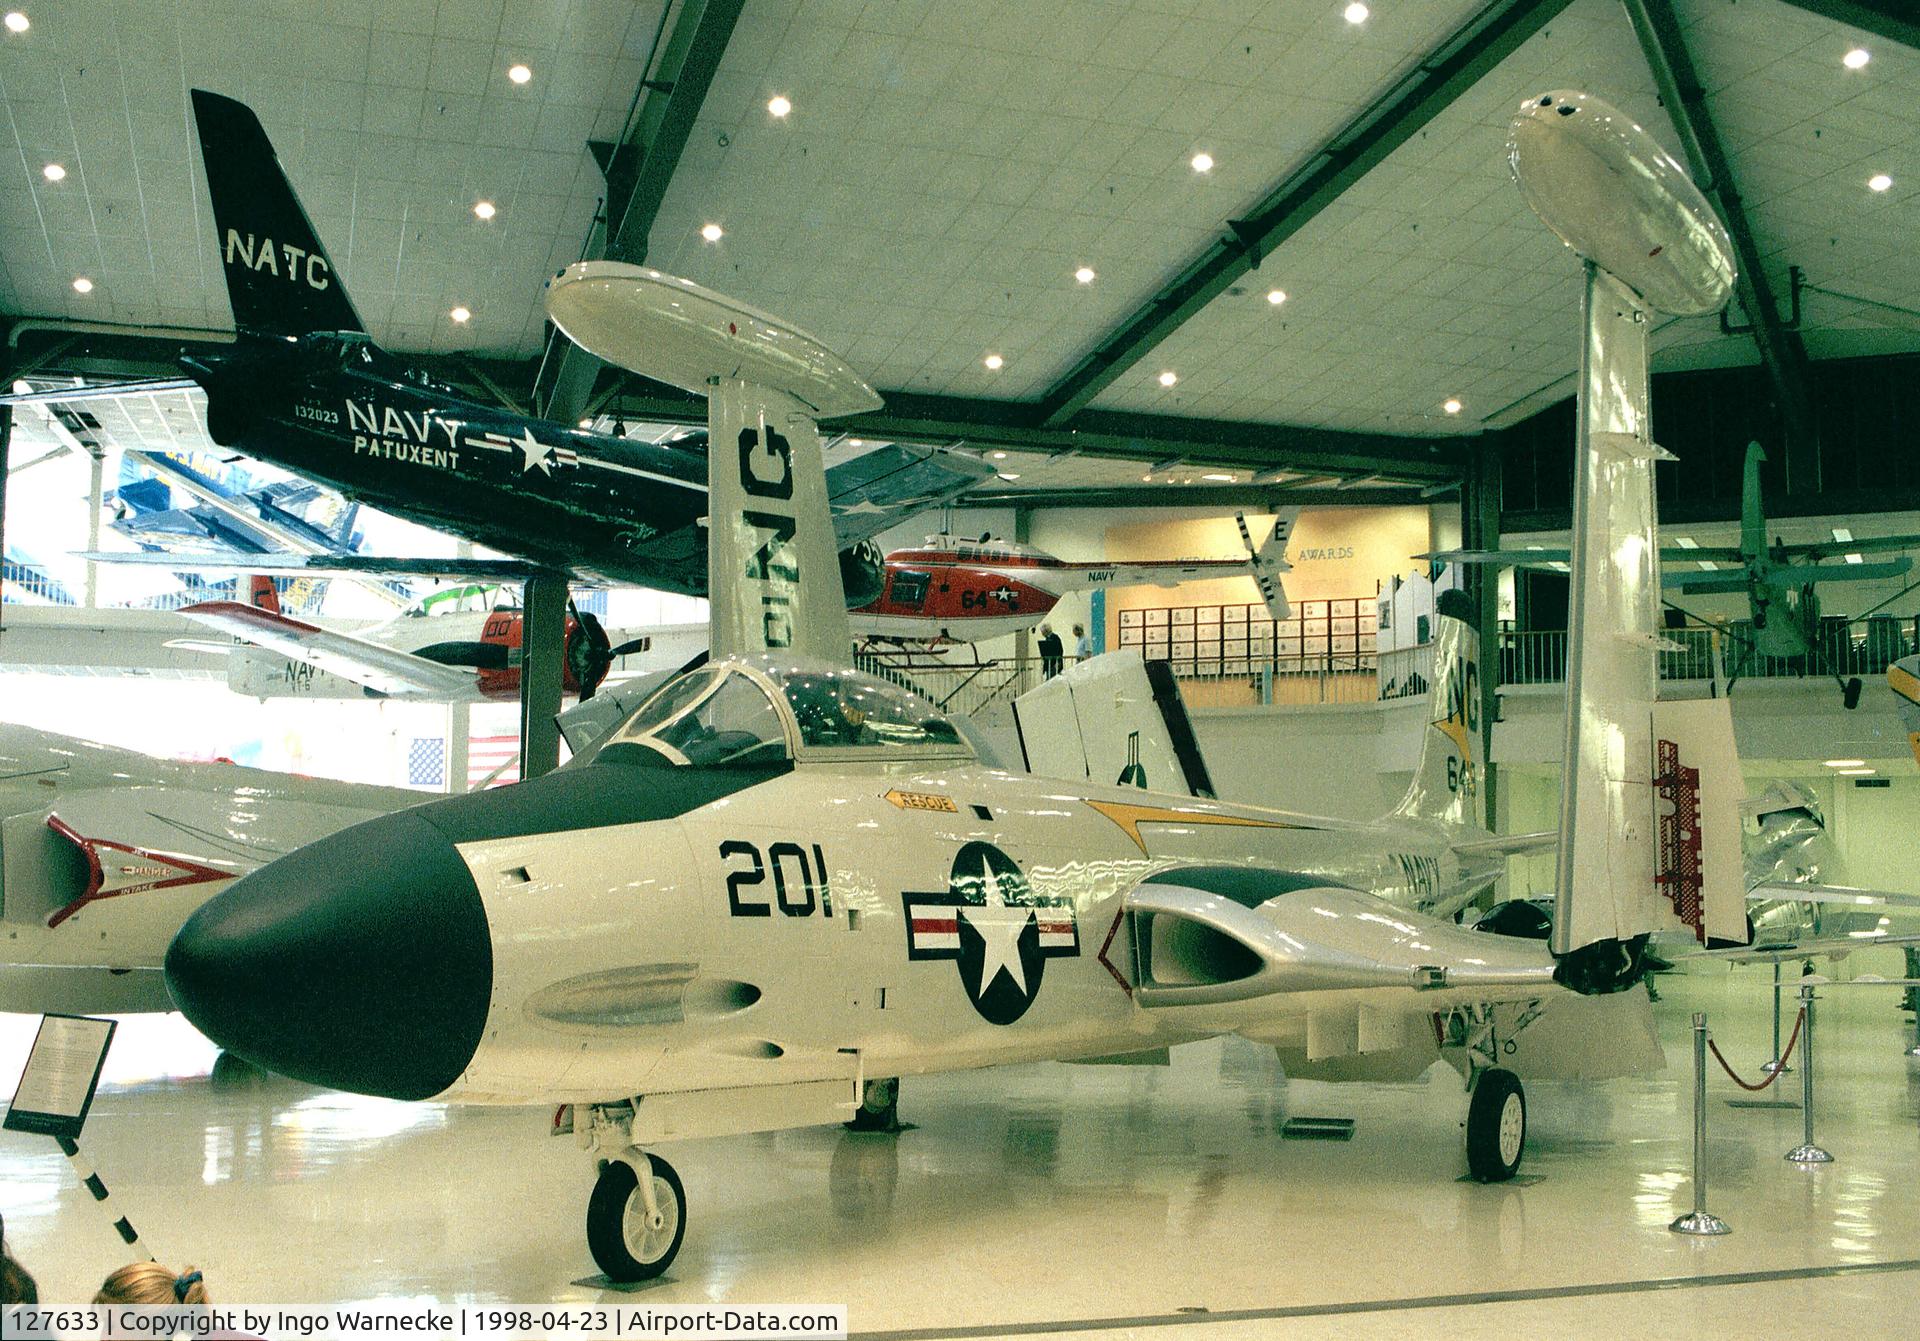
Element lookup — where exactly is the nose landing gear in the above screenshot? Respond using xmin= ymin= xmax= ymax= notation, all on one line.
xmin=577 ymin=1103 xmax=687 ymax=1282
xmin=587 ymin=1153 xmax=686 ymax=1282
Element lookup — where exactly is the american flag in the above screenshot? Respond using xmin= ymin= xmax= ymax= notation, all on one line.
xmin=468 ymin=733 xmax=520 ymax=789
xmin=407 ymin=737 xmax=445 ymax=787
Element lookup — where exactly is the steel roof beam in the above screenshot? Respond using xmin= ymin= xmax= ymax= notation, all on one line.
xmin=1031 ymin=0 xmax=1577 ymax=428
xmin=1623 ymin=0 xmax=1822 ymax=494
xmin=973 ymin=484 xmax=1432 ymax=510
xmin=536 ymin=0 xmax=745 ymax=423
xmin=1776 ymin=1 xmax=1920 ymax=49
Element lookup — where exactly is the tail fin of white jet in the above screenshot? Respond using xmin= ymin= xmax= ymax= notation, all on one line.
xmin=1012 ymin=650 xmax=1215 ymax=797
xmin=1892 ymin=656 xmax=1920 ymax=767
xmin=706 ymin=380 xmax=851 ymax=661
xmin=1390 ymin=588 xmax=1483 ymax=830
xmin=1238 ymin=510 xmax=1296 ymax=621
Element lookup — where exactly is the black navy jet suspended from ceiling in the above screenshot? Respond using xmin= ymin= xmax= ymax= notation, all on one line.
xmin=5 ymin=90 xmax=990 ymax=602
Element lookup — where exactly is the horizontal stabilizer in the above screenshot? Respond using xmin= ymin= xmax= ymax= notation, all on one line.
xmin=1773 ymin=558 xmax=1913 ymax=584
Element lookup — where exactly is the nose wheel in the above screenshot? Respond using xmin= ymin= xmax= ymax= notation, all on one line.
xmin=587 ymin=1153 xmax=686 ymax=1282
xmin=1465 ymin=1067 xmax=1526 ymax=1182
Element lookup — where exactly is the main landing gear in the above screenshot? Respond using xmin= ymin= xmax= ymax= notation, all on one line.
xmin=578 ymin=1104 xmax=687 ymax=1282
xmin=845 ymin=1077 xmax=901 ymax=1132
xmin=1465 ymin=1067 xmax=1527 ymax=1182
xmin=1443 ymin=1004 xmax=1532 ymax=1181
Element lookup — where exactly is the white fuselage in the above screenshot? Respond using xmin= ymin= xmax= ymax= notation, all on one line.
xmin=451 ymin=759 xmax=1544 ymax=1106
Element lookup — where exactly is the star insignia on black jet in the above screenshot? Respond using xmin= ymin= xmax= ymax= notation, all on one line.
xmin=903 ymin=842 xmax=1079 ymax=1025
xmin=514 ymin=427 xmax=554 ymax=474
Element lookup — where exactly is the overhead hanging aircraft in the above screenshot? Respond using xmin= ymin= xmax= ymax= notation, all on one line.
xmin=174 ymin=577 xmax=695 ymax=703
xmin=165 ymin=149 xmax=1783 ymax=1280
xmin=849 ymin=513 xmax=1295 ymax=643
xmin=1 ymin=90 xmax=992 ymax=601
xmin=1429 ymin=438 xmax=1920 ymax=706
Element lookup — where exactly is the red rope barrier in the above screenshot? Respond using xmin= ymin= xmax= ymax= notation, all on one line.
xmin=1707 ymin=1007 xmax=1804 ymax=1092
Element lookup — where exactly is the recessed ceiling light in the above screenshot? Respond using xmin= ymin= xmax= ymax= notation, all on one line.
xmin=847 ymin=439 xmax=864 ymax=447
xmin=1675 ymin=537 xmax=1699 ymax=549
xmin=42 ymin=162 xmax=64 ymax=181
xmin=450 ymin=305 xmax=471 ymax=322
xmin=1190 ymin=152 xmax=1213 ymax=173
xmin=1141 ymin=474 xmax=1152 ymax=481
xmin=997 ymin=472 xmax=1020 ymax=481
xmin=71 ymin=276 xmax=92 ymax=293
xmin=1832 ymin=527 xmax=1854 ymax=542
xmin=991 ymin=451 xmax=1007 ymax=459
xmin=767 ymin=95 xmax=791 ymax=117
xmin=1839 ymin=767 xmax=1876 ymax=776
xmin=1843 ymin=48 xmax=1870 ymax=70
xmin=1344 ymin=2 xmax=1369 ymax=23
xmin=1266 ymin=288 xmax=1286 ymax=305
xmin=473 ymin=200 xmax=496 ymax=220
xmin=1158 ymin=370 xmax=1178 ymax=387
xmin=3 ymin=12 xmax=26 ymax=34
xmin=1075 ymin=266 xmax=1096 ymax=284
xmin=1823 ymin=758 xmax=1865 ymax=768
xmin=700 ymin=222 xmax=724 ymax=241
xmin=507 ymin=63 xmax=532 ymax=84
xmin=1202 ymin=472 xmax=1235 ymax=482
xmin=984 ymin=353 xmax=1004 ymax=370
xmin=1868 ymin=173 xmax=1893 ymax=192
xmin=1443 ymin=398 xmax=1463 ymax=414
xmin=1844 ymin=552 xmax=1864 ymax=564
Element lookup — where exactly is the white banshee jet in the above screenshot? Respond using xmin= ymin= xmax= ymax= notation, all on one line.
xmin=174 ymin=577 xmax=696 ymax=703
xmin=165 ymin=94 xmax=1766 ymax=1283
xmin=0 ymin=725 xmax=418 ymax=1015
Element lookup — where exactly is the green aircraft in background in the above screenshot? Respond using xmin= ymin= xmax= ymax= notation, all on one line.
xmin=1433 ymin=441 xmax=1920 ymax=707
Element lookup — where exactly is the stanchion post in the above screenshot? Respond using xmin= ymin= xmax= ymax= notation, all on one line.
xmin=1786 ymin=983 xmax=1833 ymax=1165
xmin=1763 ymin=960 xmax=1788 ymax=1075
xmin=1671 ymin=1011 xmax=1730 ymax=1235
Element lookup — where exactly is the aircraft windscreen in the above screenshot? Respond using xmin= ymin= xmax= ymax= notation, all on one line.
xmin=613 ymin=669 xmax=789 ymax=768
xmin=774 ymin=667 xmax=967 ymax=755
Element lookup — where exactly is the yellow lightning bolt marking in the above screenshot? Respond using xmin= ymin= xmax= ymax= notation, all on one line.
xmin=1083 ymin=800 xmax=1302 ymax=854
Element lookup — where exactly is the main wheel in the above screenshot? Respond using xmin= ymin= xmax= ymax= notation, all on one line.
xmin=586 ymin=1155 xmax=686 ymax=1282
xmin=845 ymin=1077 xmax=900 ymax=1132
xmin=1465 ymin=1068 xmax=1526 ymax=1182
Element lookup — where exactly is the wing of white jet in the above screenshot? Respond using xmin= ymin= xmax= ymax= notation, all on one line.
xmin=1747 ymin=882 xmax=1920 ymax=911
xmin=177 ymin=600 xmax=481 ymax=699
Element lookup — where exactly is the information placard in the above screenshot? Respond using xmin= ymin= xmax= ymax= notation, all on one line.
xmin=4 ymin=1013 xmax=116 ymax=1140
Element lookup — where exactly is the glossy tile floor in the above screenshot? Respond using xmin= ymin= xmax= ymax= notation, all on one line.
xmin=6 ymin=957 xmax=1920 ymax=1339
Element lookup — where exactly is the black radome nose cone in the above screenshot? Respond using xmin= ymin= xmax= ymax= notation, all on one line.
xmin=166 ymin=809 xmax=492 ymax=1101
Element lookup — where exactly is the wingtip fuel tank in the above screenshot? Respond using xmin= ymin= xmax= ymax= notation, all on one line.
xmin=1508 ymin=90 xmax=1736 ymax=317
xmin=544 ymin=261 xmax=884 ymax=419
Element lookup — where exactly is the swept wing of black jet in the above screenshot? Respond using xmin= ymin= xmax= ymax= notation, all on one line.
xmin=8 ymin=90 xmax=990 ymax=601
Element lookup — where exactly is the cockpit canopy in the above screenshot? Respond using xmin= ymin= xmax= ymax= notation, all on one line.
xmin=609 ymin=656 xmax=973 ymax=767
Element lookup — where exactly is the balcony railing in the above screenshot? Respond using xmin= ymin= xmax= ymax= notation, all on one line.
xmin=1500 ymin=619 xmax=1918 ymax=687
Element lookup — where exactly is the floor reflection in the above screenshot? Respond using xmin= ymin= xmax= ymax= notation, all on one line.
xmin=4 ymin=962 xmax=1920 ymax=1332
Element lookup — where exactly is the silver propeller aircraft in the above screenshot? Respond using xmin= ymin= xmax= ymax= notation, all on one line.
xmin=164 ymin=93 xmax=1765 ymax=1282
